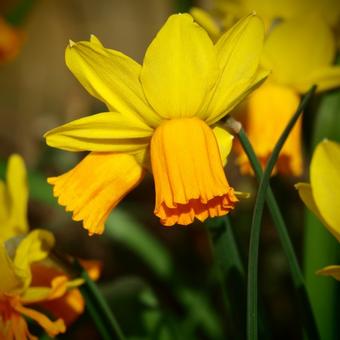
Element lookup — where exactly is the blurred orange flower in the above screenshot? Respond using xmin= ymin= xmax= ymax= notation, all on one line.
xmin=0 ymin=18 xmax=23 ymax=63
xmin=236 ymin=15 xmax=340 ymax=176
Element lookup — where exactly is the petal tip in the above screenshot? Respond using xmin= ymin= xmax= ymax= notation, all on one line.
xmin=69 ymin=39 xmax=76 ymax=48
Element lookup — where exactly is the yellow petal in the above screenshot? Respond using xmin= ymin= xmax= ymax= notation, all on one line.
xmin=12 ymin=301 xmax=66 ymax=337
xmin=317 ymin=265 xmax=340 ymax=281
xmin=44 ymin=112 xmax=151 ymax=152
xmin=0 ymin=243 xmax=23 ymax=293
xmin=293 ymin=66 xmax=340 ymax=93
xmin=66 ymin=39 xmax=161 ymax=127
xmin=0 ymin=180 xmax=9 ymax=225
xmin=29 ymin=262 xmax=86 ymax=325
xmin=235 ymin=82 xmax=303 ymax=176
xmin=14 ymin=230 xmax=55 ymax=290
xmin=89 ymin=34 xmax=103 ymax=47
xmin=206 ymin=13 xmax=266 ymax=124
xmin=21 ymin=276 xmax=69 ymax=304
xmin=310 ymin=140 xmax=340 ymax=242
xmin=212 ymin=125 xmax=234 ymax=166
xmin=151 ymin=118 xmax=237 ymax=226
xmin=295 ymin=183 xmax=327 ymax=225
xmin=262 ymin=15 xmax=336 ymax=87
xmin=190 ymin=7 xmax=221 ymax=41
xmin=48 ymin=152 xmax=145 ymax=235
xmin=141 ymin=13 xmax=218 ymax=119
xmin=7 ymin=154 xmax=29 ymax=235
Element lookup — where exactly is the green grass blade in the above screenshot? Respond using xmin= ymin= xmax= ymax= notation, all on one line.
xmin=207 ymin=217 xmax=246 ymax=338
xmin=303 ymin=86 xmax=340 ymax=339
xmin=105 ymin=209 xmax=173 ymax=279
xmin=207 ymin=217 xmax=272 ymax=339
xmin=74 ymin=260 xmax=126 ymax=340
xmin=241 ymin=86 xmax=317 ymax=339
xmin=237 ymin=127 xmax=319 ymax=339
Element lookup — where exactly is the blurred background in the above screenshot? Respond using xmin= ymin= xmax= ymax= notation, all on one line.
xmin=0 ymin=0 xmax=339 ymax=339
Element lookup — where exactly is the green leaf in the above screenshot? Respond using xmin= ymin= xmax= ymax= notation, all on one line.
xmin=105 ymin=209 xmax=173 ymax=279
xmin=239 ymin=86 xmax=318 ymax=340
xmin=73 ymin=260 xmax=125 ymax=340
xmin=303 ymin=85 xmax=340 ymax=340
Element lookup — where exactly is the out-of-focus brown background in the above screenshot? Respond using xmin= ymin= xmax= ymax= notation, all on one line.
xmin=0 ymin=0 xmax=177 ymax=164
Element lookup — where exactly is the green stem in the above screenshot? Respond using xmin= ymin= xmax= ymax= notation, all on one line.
xmin=73 ymin=261 xmax=125 ymax=340
xmin=207 ymin=217 xmax=272 ymax=339
xmin=237 ymin=128 xmax=319 ymax=340
xmin=207 ymin=217 xmax=246 ymax=339
xmin=238 ymin=85 xmax=317 ymax=339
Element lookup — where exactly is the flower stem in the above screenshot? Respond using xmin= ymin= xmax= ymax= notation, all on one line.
xmin=73 ymin=260 xmax=125 ymax=340
xmin=206 ymin=217 xmax=246 ymax=339
xmin=232 ymin=85 xmax=317 ymax=339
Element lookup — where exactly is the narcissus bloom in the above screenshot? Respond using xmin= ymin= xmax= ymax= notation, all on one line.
xmin=44 ymin=13 xmax=268 ymax=234
xmin=0 ymin=155 xmax=95 ymax=338
xmin=0 ymin=17 xmax=23 ymax=64
xmin=296 ymin=140 xmax=340 ymax=281
xmin=235 ymin=15 xmax=340 ymax=176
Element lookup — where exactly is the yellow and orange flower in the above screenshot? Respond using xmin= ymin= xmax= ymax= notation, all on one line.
xmin=191 ymin=6 xmax=340 ymax=176
xmin=235 ymin=15 xmax=340 ymax=176
xmin=44 ymin=13 xmax=268 ymax=233
xmin=0 ymin=154 xmax=97 ymax=339
xmin=296 ymin=140 xmax=340 ymax=281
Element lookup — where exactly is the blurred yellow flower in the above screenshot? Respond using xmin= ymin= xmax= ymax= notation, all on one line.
xmin=0 ymin=155 xmax=97 ymax=338
xmin=0 ymin=230 xmax=68 ymax=339
xmin=0 ymin=154 xmax=28 ymax=240
xmin=295 ymin=140 xmax=340 ymax=281
xmin=213 ymin=0 xmax=340 ymax=31
xmin=44 ymin=13 xmax=268 ymax=234
xmin=191 ymin=8 xmax=340 ymax=176
xmin=0 ymin=17 xmax=23 ymax=64
xmin=236 ymin=15 xmax=340 ymax=176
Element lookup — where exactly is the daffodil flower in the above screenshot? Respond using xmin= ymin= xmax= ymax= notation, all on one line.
xmin=295 ymin=140 xmax=340 ymax=281
xmin=235 ymin=15 xmax=340 ymax=176
xmin=0 ymin=155 xmax=98 ymax=338
xmin=44 ymin=13 xmax=268 ymax=234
